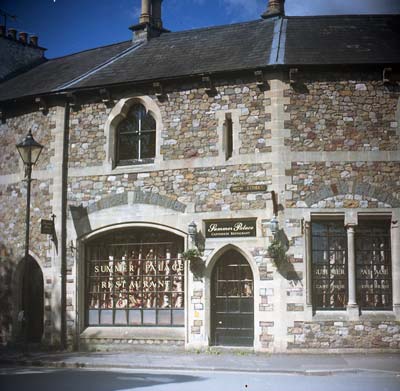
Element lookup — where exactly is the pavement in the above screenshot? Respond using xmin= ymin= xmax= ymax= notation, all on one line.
xmin=1 ymin=346 xmax=399 ymax=375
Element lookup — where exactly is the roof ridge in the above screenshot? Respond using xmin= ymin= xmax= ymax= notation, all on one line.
xmin=158 ymin=17 xmax=272 ymax=37
xmin=285 ymin=13 xmax=400 ymax=19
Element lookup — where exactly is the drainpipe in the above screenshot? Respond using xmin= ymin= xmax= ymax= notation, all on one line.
xmin=60 ymin=101 xmax=70 ymax=349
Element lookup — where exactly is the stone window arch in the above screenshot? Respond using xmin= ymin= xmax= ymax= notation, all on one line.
xmin=105 ymin=96 xmax=163 ymax=168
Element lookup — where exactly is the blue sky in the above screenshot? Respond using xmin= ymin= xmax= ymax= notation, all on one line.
xmin=2 ymin=0 xmax=400 ymax=58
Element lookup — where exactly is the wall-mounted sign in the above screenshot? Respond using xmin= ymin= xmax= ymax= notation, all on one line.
xmin=41 ymin=219 xmax=54 ymax=235
xmin=230 ymin=184 xmax=267 ymax=193
xmin=205 ymin=218 xmax=257 ymax=238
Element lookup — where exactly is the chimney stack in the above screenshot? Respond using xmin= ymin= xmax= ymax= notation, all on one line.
xmin=131 ymin=0 xmax=168 ymax=40
xmin=19 ymin=32 xmax=28 ymax=44
xmin=139 ymin=0 xmax=151 ymax=24
xmin=261 ymin=0 xmax=285 ymax=18
xmin=29 ymin=35 xmax=38 ymax=47
xmin=7 ymin=28 xmax=17 ymax=40
xmin=152 ymin=0 xmax=163 ymax=29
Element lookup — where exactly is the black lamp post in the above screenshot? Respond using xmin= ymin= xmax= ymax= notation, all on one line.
xmin=16 ymin=130 xmax=44 ymax=262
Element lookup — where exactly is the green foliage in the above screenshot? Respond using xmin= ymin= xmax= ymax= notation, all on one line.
xmin=267 ymin=238 xmax=287 ymax=264
xmin=182 ymin=248 xmax=205 ymax=278
xmin=181 ymin=248 xmax=201 ymax=261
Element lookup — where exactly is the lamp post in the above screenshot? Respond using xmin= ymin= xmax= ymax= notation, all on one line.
xmin=16 ymin=130 xmax=44 ymax=262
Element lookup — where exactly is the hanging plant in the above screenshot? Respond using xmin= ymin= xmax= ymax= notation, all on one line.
xmin=182 ymin=248 xmax=202 ymax=262
xmin=182 ymin=248 xmax=204 ymax=278
xmin=267 ymin=238 xmax=287 ymax=266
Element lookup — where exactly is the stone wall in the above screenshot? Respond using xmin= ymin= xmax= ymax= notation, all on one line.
xmin=286 ymin=162 xmax=400 ymax=208
xmin=69 ymin=104 xmax=110 ymax=168
xmin=0 ymin=180 xmax=53 ymax=263
xmin=285 ymin=78 xmax=400 ymax=152
xmin=288 ymin=321 xmax=400 ymax=350
xmin=0 ymin=109 xmax=56 ymax=175
xmin=160 ymin=80 xmax=271 ymax=159
xmin=68 ymin=163 xmax=272 ymax=212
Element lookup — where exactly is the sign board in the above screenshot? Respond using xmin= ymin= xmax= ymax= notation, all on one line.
xmin=205 ymin=219 xmax=257 ymax=238
xmin=230 ymin=184 xmax=267 ymax=193
xmin=41 ymin=219 xmax=54 ymax=235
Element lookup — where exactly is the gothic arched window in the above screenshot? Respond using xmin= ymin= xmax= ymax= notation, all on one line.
xmin=116 ymin=104 xmax=156 ymax=165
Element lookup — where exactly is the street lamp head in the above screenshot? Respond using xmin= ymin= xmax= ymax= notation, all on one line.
xmin=188 ymin=221 xmax=197 ymax=236
xmin=269 ymin=215 xmax=279 ymax=236
xmin=16 ymin=130 xmax=44 ymax=166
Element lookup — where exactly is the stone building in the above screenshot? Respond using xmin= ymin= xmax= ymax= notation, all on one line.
xmin=0 ymin=0 xmax=399 ymax=352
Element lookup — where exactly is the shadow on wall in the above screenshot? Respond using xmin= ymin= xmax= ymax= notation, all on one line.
xmin=273 ymin=229 xmax=301 ymax=281
xmin=0 ymin=244 xmax=15 ymax=346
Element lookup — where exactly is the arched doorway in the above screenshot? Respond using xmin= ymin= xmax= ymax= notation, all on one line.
xmin=20 ymin=256 xmax=44 ymax=343
xmin=211 ymin=249 xmax=254 ymax=346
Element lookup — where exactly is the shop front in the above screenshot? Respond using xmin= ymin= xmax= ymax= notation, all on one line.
xmin=78 ymin=225 xmax=187 ymax=348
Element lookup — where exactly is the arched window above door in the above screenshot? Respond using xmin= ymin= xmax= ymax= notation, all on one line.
xmin=116 ymin=103 xmax=156 ymax=166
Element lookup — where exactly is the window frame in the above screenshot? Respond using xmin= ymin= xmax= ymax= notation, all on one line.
xmin=115 ymin=103 xmax=157 ymax=166
xmin=355 ymin=218 xmax=392 ymax=311
xmin=311 ymin=220 xmax=348 ymax=311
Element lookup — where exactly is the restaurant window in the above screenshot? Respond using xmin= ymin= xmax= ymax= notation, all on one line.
xmin=311 ymin=221 xmax=347 ymax=310
xmin=356 ymin=219 xmax=392 ymax=310
xmin=86 ymin=227 xmax=184 ymax=326
xmin=116 ymin=103 xmax=156 ymax=165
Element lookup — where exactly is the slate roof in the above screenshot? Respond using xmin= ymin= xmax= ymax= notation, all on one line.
xmin=0 ymin=14 xmax=399 ymax=103
xmin=0 ymin=40 xmax=132 ymax=102
xmin=285 ymin=15 xmax=400 ymax=65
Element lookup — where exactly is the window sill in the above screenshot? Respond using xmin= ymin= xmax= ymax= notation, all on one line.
xmin=312 ymin=310 xmax=348 ymax=321
xmin=359 ymin=311 xmax=396 ymax=321
xmin=112 ymin=162 xmax=157 ymax=174
xmin=80 ymin=326 xmax=185 ymax=340
xmin=312 ymin=309 xmax=397 ymax=322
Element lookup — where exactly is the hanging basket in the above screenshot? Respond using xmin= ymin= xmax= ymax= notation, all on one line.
xmin=182 ymin=248 xmax=205 ymax=278
xmin=267 ymin=238 xmax=287 ymax=266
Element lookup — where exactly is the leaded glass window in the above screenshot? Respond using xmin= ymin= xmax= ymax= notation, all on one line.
xmin=356 ymin=219 xmax=392 ymax=310
xmin=116 ymin=104 xmax=156 ymax=165
xmin=86 ymin=228 xmax=184 ymax=327
xmin=312 ymin=221 xmax=347 ymax=310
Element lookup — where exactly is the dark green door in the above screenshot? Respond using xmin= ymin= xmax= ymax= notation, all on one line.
xmin=211 ymin=250 xmax=254 ymax=346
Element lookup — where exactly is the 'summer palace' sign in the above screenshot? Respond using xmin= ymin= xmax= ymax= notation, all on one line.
xmin=205 ymin=219 xmax=257 ymax=238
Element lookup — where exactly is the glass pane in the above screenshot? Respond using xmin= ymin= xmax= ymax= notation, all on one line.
xmin=143 ymin=310 xmax=156 ymax=325
xmin=114 ymin=310 xmax=127 ymax=325
xmin=140 ymin=131 xmax=156 ymax=159
xmin=157 ymin=310 xmax=171 ymax=325
xmin=100 ymin=310 xmax=113 ymax=325
xmin=227 ymin=299 xmax=240 ymax=312
xmin=172 ymin=293 xmax=184 ymax=309
xmin=141 ymin=114 xmax=156 ymax=130
xmin=118 ymin=133 xmax=138 ymax=161
xmin=129 ymin=310 xmax=142 ymax=325
xmin=241 ymin=282 xmax=253 ymax=297
xmin=88 ymin=310 xmax=99 ymax=325
xmin=172 ymin=309 xmax=184 ymax=326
